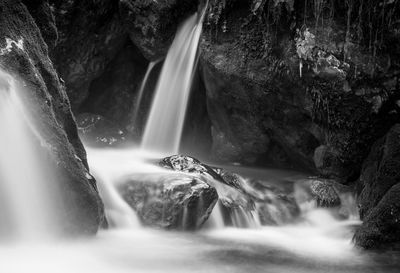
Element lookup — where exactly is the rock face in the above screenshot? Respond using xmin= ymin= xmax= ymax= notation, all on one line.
xmin=354 ymin=125 xmax=400 ymax=249
xmin=0 ymin=0 xmax=104 ymax=235
xmin=79 ymin=40 xmax=148 ymax=134
xmin=200 ymin=0 xmax=400 ymax=180
xmin=118 ymin=174 xmax=218 ymax=230
xmin=119 ymin=0 xmax=199 ymax=60
xmin=52 ymin=0 xmax=127 ymax=109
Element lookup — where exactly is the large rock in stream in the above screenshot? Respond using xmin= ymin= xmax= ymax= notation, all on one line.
xmin=118 ymin=173 xmax=218 ymax=230
xmin=0 ymin=0 xmax=104 ymax=235
xmin=160 ymin=155 xmax=302 ymax=227
xmin=354 ymin=124 xmax=400 ymax=249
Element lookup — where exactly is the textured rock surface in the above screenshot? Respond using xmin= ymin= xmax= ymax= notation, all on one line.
xmin=296 ymin=178 xmax=342 ymax=208
xmin=354 ymin=183 xmax=400 ymax=250
xmin=160 ymin=155 xmax=300 ymax=227
xmin=79 ymin=40 xmax=148 ymax=135
xmin=52 ymin=0 xmax=127 ymax=109
xmin=119 ymin=0 xmax=198 ymax=60
xmin=118 ymin=174 xmax=218 ymax=230
xmin=0 ymin=0 xmax=104 ymax=234
xmin=200 ymin=0 xmax=400 ymax=180
xmin=23 ymin=0 xmax=58 ymax=49
xmin=354 ymin=125 xmax=400 ymax=249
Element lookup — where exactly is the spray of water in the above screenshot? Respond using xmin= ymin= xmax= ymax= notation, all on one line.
xmin=141 ymin=11 xmax=206 ymax=154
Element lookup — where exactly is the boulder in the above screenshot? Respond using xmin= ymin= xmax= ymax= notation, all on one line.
xmin=119 ymin=0 xmax=199 ymax=60
xmin=354 ymin=183 xmax=400 ymax=250
xmin=295 ymin=178 xmax=341 ymax=208
xmin=118 ymin=174 xmax=218 ymax=230
xmin=0 ymin=0 xmax=104 ymax=234
xmin=354 ymin=124 xmax=400 ymax=249
xmin=160 ymin=155 xmax=300 ymax=227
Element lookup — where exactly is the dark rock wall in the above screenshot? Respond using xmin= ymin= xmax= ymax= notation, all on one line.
xmin=354 ymin=125 xmax=400 ymax=249
xmin=0 ymin=0 xmax=104 ymax=234
xmin=200 ymin=0 xmax=400 ymax=180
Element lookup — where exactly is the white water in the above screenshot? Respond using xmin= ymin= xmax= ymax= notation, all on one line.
xmin=132 ymin=60 xmax=159 ymax=126
xmin=141 ymin=11 xmax=205 ymax=154
xmin=0 ymin=70 xmax=56 ymax=241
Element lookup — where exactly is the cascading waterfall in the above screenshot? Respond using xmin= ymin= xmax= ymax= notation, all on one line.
xmin=141 ymin=11 xmax=206 ymax=154
xmin=0 ymin=70 xmax=56 ymax=241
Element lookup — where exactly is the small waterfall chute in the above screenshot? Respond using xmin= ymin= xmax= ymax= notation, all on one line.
xmin=141 ymin=10 xmax=206 ymax=155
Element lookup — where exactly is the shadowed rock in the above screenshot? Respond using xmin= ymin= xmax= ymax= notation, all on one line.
xmin=0 ymin=0 xmax=104 ymax=235
xmin=354 ymin=124 xmax=400 ymax=249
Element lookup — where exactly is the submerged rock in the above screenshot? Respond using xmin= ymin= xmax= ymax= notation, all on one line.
xmin=354 ymin=124 xmax=400 ymax=249
xmin=0 ymin=0 xmax=104 ymax=234
xmin=118 ymin=174 xmax=218 ymax=230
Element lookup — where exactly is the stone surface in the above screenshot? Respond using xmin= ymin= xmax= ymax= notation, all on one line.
xmin=118 ymin=174 xmax=218 ymax=230
xmin=79 ymin=40 xmax=148 ymax=135
xmin=354 ymin=124 xmax=400 ymax=249
xmin=23 ymin=0 xmax=58 ymax=49
xmin=160 ymin=155 xmax=300 ymax=227
xmin=52 ymin=0 xmax=127 ymax=109
xmin=299 ymin=178 xmax=342 ymax=208
xmin=119 ymin=0 xmax=198 ymax=60
xmin=200 ymin=0 xmax=400 ymax=180
xmin=354 ymin=183 xmax=400 ymax=250
xmin=0 ymin=0 xmax=104 ymax=235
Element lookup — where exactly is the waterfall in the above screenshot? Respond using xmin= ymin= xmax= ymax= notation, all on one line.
xmin=0 ymin=70 xmax=56 ymax=241
xmin=141 ymin=11 xmax=205 ymax=154
xmin=132 ymin=60 xmax=159 ymax=127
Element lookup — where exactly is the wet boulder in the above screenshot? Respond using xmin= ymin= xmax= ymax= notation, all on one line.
xmin=119 ymin=0 xmax=198 ymax=60
xmin=118 ymin=174 xmax=218 ymax=230
xmin=159 ymin=155 xmax=300 ymax=227
xmin=77 ymin=113 xmax=129 ymax=147
xmin=354 ymin=124 xmax=400 ymax=249
xmin=354 ymin=183 xmax=400 ymax=250
xmin=295 ymin=178 xmax=341 ymax=208
xmin=0 ymin=1 xmax=104 ymax=234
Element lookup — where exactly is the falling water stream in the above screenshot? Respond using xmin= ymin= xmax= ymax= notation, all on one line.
xmin=141 ymin=11 xmax=205 ymax=154
xmin=132 ymin=60 xmax=159 ymax=126
xmin=0 ymin=70 xmax=56 ymax=241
